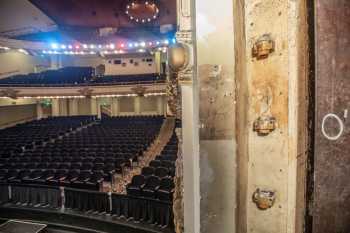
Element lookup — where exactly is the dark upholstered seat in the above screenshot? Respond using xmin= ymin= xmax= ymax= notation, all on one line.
xmin=127 ymin=175 xmax=145 ymax=197
xmin=157 ymin=178 xmax=175 ymax=201
xmin=142 ymin=175 xmax=161 ymax=198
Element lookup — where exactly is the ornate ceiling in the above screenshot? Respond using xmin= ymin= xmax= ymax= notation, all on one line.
xmin=27 ymin=0 xmax=176 ymax=43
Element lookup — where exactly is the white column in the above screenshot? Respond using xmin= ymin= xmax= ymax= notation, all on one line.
xmin=68 ymin=99 xmax=79 ymax=116
xmin=155 ymin=51 xmax=161 ymax=74
xmin=36 ymin=102 xmax=43 ymax=119
xmin=157 ymin=96 xmax=164 ymax=115
xmin=111 ymin=97 xmax=120 ymax=116
xmin=51 ymin=99 xmax=60 ymax=116
xmin=181 ymin=83 xmax=200 ymax=233
xmin=90 ymin=98 xmax=98 ymax=116
xmin=59 ymin=99 xmax=68 ymax=116
xmin=97 ymin=102 xmax=102 ymax=119
xmin=135 ymin=96 xmax=141 ymax=115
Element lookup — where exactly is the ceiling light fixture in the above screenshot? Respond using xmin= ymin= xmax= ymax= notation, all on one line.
xmin=125 ymin=1 xmax=160 ymax=24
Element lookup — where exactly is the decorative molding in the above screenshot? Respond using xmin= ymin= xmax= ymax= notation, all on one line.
xmin=0 ymin=83 xmax=166 ymax=98
xmin=177 ymin=0 xmax=192 ymax=32
xmin=176 ymin=31 xmax=193 ymax=45
xmin=77 ymin=87 xmax=93 ymax=97
xmin=0 ymin=88 xmax=19 ymax=99
xmin=173 ymin=127 xmax=184 ymax=233
xmin=175 ymin=31 xmax=194 ymax=84
xmin=131 ymin=85 xmax=147 ymax=96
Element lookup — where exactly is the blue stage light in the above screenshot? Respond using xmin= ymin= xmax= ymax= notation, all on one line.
xmin=51 ymin=43 xmax=58 ymax=49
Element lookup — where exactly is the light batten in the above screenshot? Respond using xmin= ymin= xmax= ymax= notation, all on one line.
xmin=38 ymin=38 xmax=176 ymax=55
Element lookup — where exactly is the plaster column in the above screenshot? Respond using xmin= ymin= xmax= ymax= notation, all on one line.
xmin=111 ymin=97 xmax=120 ymax=116
xmin=90 ymin=98 xmax=98 ymax=116
xmin=51 ymin=99 xmax=60 ymax=116
xmin=232 ymin=1 xmax=308 ymax=233
xmin=135 ymin=96 xmax=141 ymax=115
xmin=68 ymin=99 xmax=79 ymax=116
xmin=59 ymin=99 xmax=68 ymax=116
xmin=155 ymin=51 xmax=161 ymax=74
xmin=36 ymin=102 xmax=43 ymax=119
xmin=157 ymin=96 xmax=164 ymax=115
xmin=97 ymin=101 xmax=102 ymax=119
xmin=180 ymin=82 xmax=200 ymax=233
xmin=176 ymin=0 xmax=200 ymax=232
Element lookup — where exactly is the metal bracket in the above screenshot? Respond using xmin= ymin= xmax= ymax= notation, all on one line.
xmin=253 ymin=116 xmax=277 ymax=136
xmin=252 ymin=188 xmax=276 ymax=210
xmin=252 ymin=34 xmax=275 ymax=60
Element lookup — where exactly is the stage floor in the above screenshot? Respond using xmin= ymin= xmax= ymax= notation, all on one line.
xmin=0 ymin=203 xmax=174 ymax=233
xmin=0 ymin=220 xmax=46 ymax=233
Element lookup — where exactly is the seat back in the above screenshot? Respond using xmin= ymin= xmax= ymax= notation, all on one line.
xmin=141 ymin=167 xmax=155 ymax=177
xmin=160 ymin=177 xmax=175 ymax=190
xmin=131 ymin=175 xmax=145 ymax=186
xmin=145 ymin=175 xmax=160 ymax=189
xmin=155 ymin=167 xmax=169 ymax=178
xmin=149 ymin=160 xmax=161 ymax=168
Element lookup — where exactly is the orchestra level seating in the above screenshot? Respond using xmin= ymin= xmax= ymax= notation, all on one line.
xmin=0 ymin=115 xmax=163 ymax=191
xmin=0 ymin=115 xmax=175 ymax=230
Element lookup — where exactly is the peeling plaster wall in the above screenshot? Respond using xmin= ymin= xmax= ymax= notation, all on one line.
xmin=233 ymin=0 xmax=309 ymax=233
xmin=245 ymin=1 xmax=290 ymax=232
xmin=313 ymin=1 xmax=350 ymax=232
xmin=195 ymin=0 xmax=236 ymax=232
xmin=233 ymin=0 xmax=248 ymax=232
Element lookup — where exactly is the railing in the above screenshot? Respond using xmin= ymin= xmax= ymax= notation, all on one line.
xmin=0 ymin=183 xmax=173 ymax=228
xmin=111 ymin=193 xmax=173 ymax=227
xmin=0 ymin=80 xmax=166 ymax=87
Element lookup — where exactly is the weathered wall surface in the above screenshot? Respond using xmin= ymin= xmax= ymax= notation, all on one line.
xmin=313 ymin=1 xmax=350 ymax=233
xmin=233 ymin=0 xmax=248 ymax=232
xmin=195 ymin=0 xmax=236 ymax=232
xmin=234 ymin=0 xmax=309 ymax=232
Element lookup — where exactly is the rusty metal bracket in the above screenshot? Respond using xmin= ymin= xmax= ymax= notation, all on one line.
xmin=252 ymin=188 xmax=276 ymax=210
xmin=252 ymin=34 xmax=275 ymax=60
xmin=253 ymin=116 xmax=277 ymax=136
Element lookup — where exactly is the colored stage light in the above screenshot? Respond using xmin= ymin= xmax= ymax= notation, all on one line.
xmin=51 ymin=43 xmax=58 ymax=49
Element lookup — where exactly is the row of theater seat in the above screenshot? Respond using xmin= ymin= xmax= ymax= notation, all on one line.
xmin=0 ymin=116 xmax=164 ymax=190
xmin=0 ymin=66 xmax=165 ymax=86
xmin=0 ymin=169 xmax=104 ymax=191
xmin=0 ymin=116 xmax=96 ymax=156
xmin=127 ymin=176 xmax=175 ymax=201
xmin=127 ymin=131 xmax=178 ymax=201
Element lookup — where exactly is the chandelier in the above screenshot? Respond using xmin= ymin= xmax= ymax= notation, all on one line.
xmin=125 ymin=1 xmax=160 ymax=24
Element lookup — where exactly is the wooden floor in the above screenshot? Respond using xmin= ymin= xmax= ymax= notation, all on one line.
xmin=0 ymin=203 xmax=174 ymax=233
